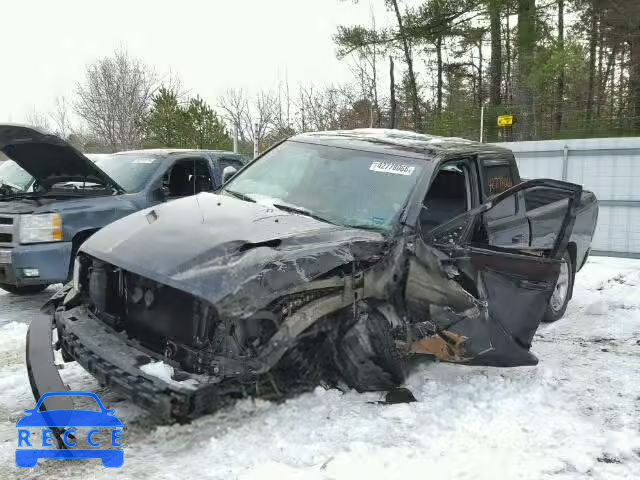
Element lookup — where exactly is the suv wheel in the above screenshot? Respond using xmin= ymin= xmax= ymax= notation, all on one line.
xmin=542 ymin=251 xmax=573 ymax=323
xmin=333 ymin=307 xmax=405 ymax=392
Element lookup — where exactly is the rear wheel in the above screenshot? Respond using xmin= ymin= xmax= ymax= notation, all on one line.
xmin=0 ymin=283 xmax=48 ymax=295
xmin=333 ymin=307 xmax=405 ymax=392
xmin=542 ymin=251 xmax=573 ymax=323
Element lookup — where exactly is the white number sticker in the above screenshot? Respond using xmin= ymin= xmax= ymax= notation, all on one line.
xmin=369 ymin=161 xmax=415 ymax=176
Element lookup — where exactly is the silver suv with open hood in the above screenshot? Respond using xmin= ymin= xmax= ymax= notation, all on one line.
xmin=0 ymin=124 xmax=246 ymax=294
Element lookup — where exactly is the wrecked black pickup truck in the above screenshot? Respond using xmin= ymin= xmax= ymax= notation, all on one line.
xmin=28 ymin=129 xmax=598 ymax=422
xmin=0 ymin=124 xmax=246 ymax=294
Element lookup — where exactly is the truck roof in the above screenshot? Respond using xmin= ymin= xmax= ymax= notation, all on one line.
xmin=291 ymin=128 xmax=512 ymax=160
xmin=115 ymin=148 xmax=241 ymax=157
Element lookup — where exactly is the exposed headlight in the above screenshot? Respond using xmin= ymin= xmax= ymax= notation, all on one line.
xmin=19 ymin=213 xmax=63 ymax=244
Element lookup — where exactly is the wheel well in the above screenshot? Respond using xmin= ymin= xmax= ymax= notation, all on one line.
xmin=66 ymin=229 xmax=99 ymax=280
xmin=72 ymin=229 xmax=99 ymax=250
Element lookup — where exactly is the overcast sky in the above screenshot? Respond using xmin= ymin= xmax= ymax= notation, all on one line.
xmin=1 ymin=0 xmax=397 ymax=124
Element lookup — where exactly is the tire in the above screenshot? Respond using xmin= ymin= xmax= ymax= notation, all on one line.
xmin=333 ymin=307 xmax=405 ymax=392
xmin=0 ymin=283 xmax=48 ymax=295
xmin=541 ymin=250 xmax=574 ymax=323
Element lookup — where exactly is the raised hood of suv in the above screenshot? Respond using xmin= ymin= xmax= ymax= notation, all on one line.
xmin=0 ymin=124 xmax=123 ymax=191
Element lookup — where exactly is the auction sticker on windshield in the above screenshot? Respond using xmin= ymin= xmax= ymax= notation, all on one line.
xmin=369 ymin=161 xmax=415 ymax=176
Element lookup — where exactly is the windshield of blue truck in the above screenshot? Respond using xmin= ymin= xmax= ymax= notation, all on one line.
xmin=223 ymin=140 xmax=425 ymax=231
xmin=0 ymin=160 xmax=33 ymax=192
xmin=93 ymin=153 xmax=163 ymax=192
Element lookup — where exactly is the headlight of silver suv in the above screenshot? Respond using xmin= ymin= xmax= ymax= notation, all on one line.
xmin=19 ymin=213 xmax=63 ymax=244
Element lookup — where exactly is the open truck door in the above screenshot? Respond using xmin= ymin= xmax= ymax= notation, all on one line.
xmin=405 ymin=179 xmax=582 ymax=366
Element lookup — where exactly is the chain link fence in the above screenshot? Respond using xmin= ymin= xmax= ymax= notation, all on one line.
xmin=368 ymin=101 xmax=640 ymax=143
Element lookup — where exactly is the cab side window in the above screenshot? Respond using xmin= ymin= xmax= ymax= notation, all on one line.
xmin=484 ymin=163 xmax=515 ymax=198
xmin=481 ymin=159 xmax=518 ymax=221
xmin=163 ymin=158 xmax=213 ymax=197
xmin=219 ymin=157 xmax=244 ymax=172
xmin=477 ymin=157 xmax=530 ymax=248
xmin=419 ymin=162 xmax=471 ymax=233
xmin=217 ymin=157 xmax=245 ymax=186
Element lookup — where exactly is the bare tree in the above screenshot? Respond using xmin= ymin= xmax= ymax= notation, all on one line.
xmin=218 ymin=88 xmax=250 ymax=142
xmin=50 ymin=96 xmax=73 ymax=139
xmin=243 ymin=90 xmax=278 ymax=145
xmin=514 ymin=0 xmax=537 ymax=140
xmin=389 ymin=0 xmax=422 ymax=131
xmin=295 ymin=84 xmax=358 ymax=131
xmin=161 ymin=70 xmax=190 ymax=106
xmin=273 ymin=79 xmax=295 ymax=135
xmin=26 ymin=108 xmax=51 ymax=131
xmin=75 ymin=49 xmax=157 ymax=151
xmin=219 ymin=88 xmax=280 ymax=154
xmin=343 ymin=6 xmax=383 ymax=128
xmin=296 ymin=85 xmax=336 ymax=131
xmin=488 ymin=0 xmax=502 ymax=106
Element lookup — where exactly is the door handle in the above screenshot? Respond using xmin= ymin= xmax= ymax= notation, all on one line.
xmin=512 ymin=234 xmax=524 ymax=243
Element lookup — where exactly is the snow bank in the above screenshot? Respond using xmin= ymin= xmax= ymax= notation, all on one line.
xmin=542 ymin=256 xmax=640 ymax=345
xmin=140 ymin=361 xmax=199 ymax=389
xmin=0 ymin=257 xmax=638 ymax=479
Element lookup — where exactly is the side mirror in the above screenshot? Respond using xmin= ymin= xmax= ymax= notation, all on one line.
xmin=222 ymin=166 xmax=238 ymax=184
xmin=154 ymin=185 xmax=170 ymax=201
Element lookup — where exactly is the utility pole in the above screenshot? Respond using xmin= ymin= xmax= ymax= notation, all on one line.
xmin=389 ymin=56 xmax=396 ymax=129
xmin=233 ymin=123 xmax=239 ymax=153
xmin=253 ymin=122 xmax=259 ymax=159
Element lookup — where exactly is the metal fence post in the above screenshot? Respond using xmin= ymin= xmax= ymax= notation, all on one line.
xmin=562 ymin=144 xmax=569 ymax=181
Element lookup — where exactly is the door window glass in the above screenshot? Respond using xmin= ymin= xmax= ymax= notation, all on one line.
xmin=485 ymin=194 xmax=517 ymax=221
xmin=166 ymin=158 xmax=213 ymax=197
xmin=419 ymin=163 xmax=470 ymax=233
xmin=483 ymin=162 xmax=515 ymax=197
xmin=219 ymin=157 xmax=244 ymax=171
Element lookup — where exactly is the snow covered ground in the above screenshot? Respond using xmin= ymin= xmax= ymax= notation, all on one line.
xmin=1 ymin=256 xmax=639 ymax=479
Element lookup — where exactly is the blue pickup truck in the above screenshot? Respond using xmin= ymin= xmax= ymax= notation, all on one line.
xmin=0 ymin=124 xmax=247 ymax=294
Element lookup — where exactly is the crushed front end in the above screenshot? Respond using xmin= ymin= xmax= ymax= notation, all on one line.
xmin=42 ymin=249 xmax=363 ymax=422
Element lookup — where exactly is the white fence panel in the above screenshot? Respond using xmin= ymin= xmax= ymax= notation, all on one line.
xmin=498 ymin=137 xmax=640 ymax=258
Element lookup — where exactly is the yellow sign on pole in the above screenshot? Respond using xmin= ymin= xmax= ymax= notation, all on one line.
xmin=497 ymin=115 xmax=515 ymax=127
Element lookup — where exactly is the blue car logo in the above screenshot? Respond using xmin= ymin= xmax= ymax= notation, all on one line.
xmin=16 ymin=391 xmax=123 ymax=468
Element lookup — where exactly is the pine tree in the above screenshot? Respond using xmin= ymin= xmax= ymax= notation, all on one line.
xmin=186 ymin=97 xmax=233 ymax=150
xmin=145 ymin=90 xmax=231 ymax=150
xmin=145 ymin=87 xmax=189 ymax=147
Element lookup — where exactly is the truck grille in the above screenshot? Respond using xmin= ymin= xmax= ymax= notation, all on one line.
xmin=0 ymin=215 xmax=17 ymax=247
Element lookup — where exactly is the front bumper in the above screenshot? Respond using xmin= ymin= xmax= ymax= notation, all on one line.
xmin=27 ymin=306 xmax=227 ymax=423
xmin=0 ymin=242 xmax=72 ymax=287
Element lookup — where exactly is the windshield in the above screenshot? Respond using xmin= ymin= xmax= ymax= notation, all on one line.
xmin=93 ymin=153 xmax=162 ymax=192
xmin=223 ymin=141 xmax=425 ymax=231
xmin=0 ymin=160 xmax=33 ymax=192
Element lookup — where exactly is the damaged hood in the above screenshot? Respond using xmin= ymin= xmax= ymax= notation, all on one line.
xmin=0 ymin=124 xmax=123 ymax=191
xmin=81 ymin=193 xmax=387 ymax=312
